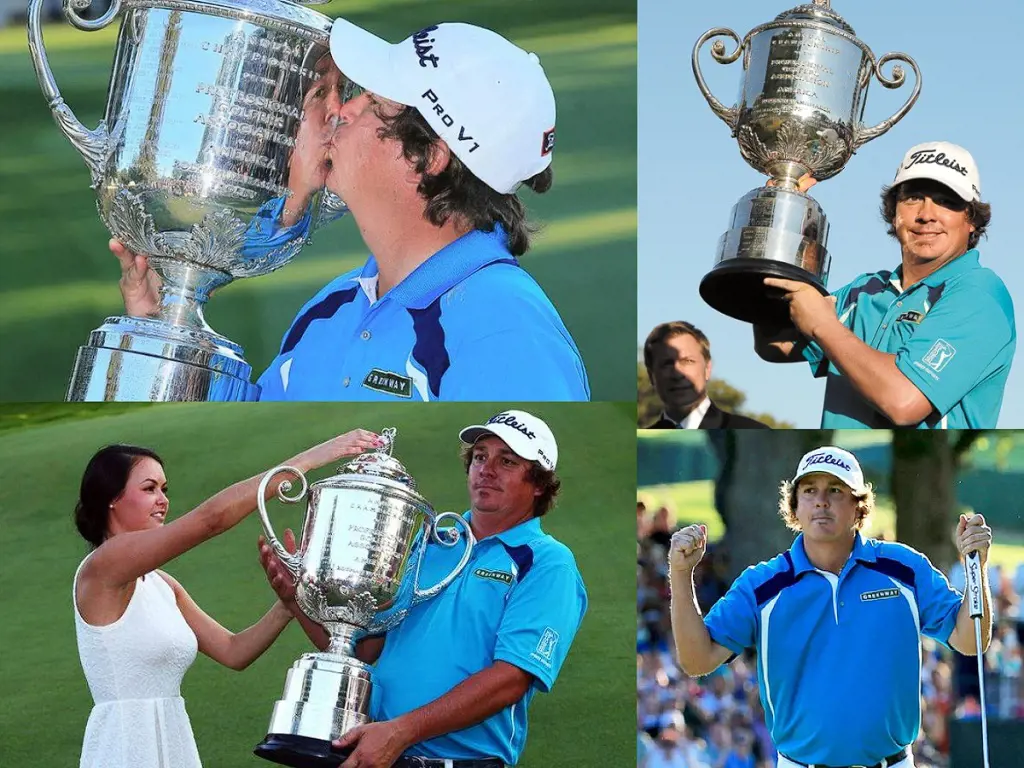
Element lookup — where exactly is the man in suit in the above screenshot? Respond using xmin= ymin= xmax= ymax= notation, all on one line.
xmin=643 ymin=321 xmax=768 ymax=429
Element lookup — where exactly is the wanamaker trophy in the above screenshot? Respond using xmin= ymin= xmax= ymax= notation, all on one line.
xmin=692 ymin=0 xmax=921 ymax=326
xmin=253 ymin=428 xmax=475 ymax=767
xmin=28 ymin=0 xmax=349 ymax=401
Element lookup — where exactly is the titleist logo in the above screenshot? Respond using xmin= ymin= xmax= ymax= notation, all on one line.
xmin=488 ymin=413 xmax=535 ymax=439
xmin=903 ymin=149 xmax=969 ymax=177
xmin=413 ymin=25 xmax=440 ymax=68
xmin=803 ymin=452 xmax=852 ymax=472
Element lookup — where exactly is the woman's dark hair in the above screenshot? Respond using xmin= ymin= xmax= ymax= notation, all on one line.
xmin=460 ymin=443 xmax=561 ymax=517
xmin=374 ymin=104 xmax=552 ymax=258
xmin=880 ymin=183 xmax=991 ymax=250
xmin=75 ymin=445 xmax=163 ymax=548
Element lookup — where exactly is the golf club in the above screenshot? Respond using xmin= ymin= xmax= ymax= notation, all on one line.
xmin=965 ymin=549 xmax=990 ymax=768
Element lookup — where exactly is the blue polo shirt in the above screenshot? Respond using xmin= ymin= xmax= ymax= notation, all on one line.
xmin=369 ymin=513 xmax=587 ymax=764
xmin=256 ymin=225 xmax=590 ymax=401
xmin=704 ymin=533 xmax=962 ymax=767
xmin=800 ymin=249 xmax=1015 ymax=428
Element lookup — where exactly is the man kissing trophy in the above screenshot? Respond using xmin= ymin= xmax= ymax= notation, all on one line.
xmin=28 ymin=0 xmax=348 ymax=401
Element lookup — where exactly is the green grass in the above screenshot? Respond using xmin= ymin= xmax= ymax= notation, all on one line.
xmin=0 ymin=0 xmax=636 ymax=401
xmin=638 ymin=480 xmax=1024 ymax=570
xmin=0 ymin=402 xmax=636 ymax=767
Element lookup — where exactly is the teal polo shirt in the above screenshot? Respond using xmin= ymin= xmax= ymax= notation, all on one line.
xmin=800 ymin=249 xmax=1015 ymax=428
xmin=704 ymin=533 xmax=962 ymax=766
xmin=369 ymin=513 xmax=588 ymax=764
xmin=256 ymin=225 xmax=590 ymax=402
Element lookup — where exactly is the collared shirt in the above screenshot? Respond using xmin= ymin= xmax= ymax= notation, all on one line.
xmin=370 ymin=513 xmax=588 ymax=764
xmin=658 ymin=397 xmax=712 ymax=430
xmin=704 ymin=533 xmax=962 ymax=766
xmin=800 ymin=250 xmax=1015 ymax=428
xmin=256 ymin=226 xmax=590 ymax=401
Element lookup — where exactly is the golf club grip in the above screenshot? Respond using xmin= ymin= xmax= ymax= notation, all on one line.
xmin=965 ymin=550 xmax=984 ymax=619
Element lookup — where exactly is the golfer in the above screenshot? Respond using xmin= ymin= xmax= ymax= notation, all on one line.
xmin=113 ymin=20 xmax=590 ymax=402
xmin=259 ymin=409 xmax=588 ymax=768
xmin=755 ymin=142 xmax=1015 ymax=428
xmin=669 ymin=446 xmax=993 ymax=768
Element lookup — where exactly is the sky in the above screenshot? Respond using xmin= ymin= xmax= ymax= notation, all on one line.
xmin=638 ymin=0 xmax=1024 ymax=428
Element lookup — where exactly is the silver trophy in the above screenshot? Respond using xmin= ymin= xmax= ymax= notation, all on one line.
xmin=693 ymin=0 xmax=921 ymax=325
xmin=28 ymin=0 xmax=349 ymax=401
xmin=253 ymin=428 xmax=475 ymax=767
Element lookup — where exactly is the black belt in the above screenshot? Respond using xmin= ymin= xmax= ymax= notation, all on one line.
xmin=394 ymin=758 xmax=505 ymax=768
xmin=781 ymin=747 xmax=909 ymax=768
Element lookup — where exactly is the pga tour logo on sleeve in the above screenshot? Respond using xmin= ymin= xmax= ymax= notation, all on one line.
xmin=914 ymin=339 xmax=956 ymax=380
xmin=530 ymin=627 xmax=560 ymax=667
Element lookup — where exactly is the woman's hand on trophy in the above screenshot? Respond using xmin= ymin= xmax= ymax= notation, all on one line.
xmin=110 ymin=239 xmax=162 ymax=318
xmin=766 ymin=173 xmax=818 ymax=194
xmin=258 ymin=529 xmax=298 ymax=604
xmin=300 ymin=429 xmax=384 ymax=471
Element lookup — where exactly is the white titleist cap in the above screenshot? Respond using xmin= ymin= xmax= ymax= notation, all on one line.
xmin=329 ymin=19 xmax=557 ymax=195
xmin=892 ymin=141 xmax=981 ymax=202
xmin=792 ymin=446 xmax=865 ymax=494
xmin=459 ymin=410 xmax=558 ymax=471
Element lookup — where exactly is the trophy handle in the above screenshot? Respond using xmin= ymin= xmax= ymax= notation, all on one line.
xmin=26 ymin=0 xmax=120 ymax=187
xmin=411 ymin=512 xmax=476 ymax=604
xmin=256 ymin=465 xmax=308 ymax=581
xmin=692 ymin=28 xmax=742 ymax=129
xmin=852 ymin=52 xmax=922 ymax=150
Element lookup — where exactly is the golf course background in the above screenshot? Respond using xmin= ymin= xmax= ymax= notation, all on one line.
xmin=0 ymin=402 xmax=635 ymax=766
xmin=0 ymin=0 xmax=636 ymax=401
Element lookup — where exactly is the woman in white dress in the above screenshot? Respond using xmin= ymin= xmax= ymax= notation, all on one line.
xmin=72 ymin=429 xmax=382 ymax=768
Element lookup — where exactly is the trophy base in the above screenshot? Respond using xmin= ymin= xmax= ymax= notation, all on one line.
xmin=256 ymin=652 xmax=372 ymax=766
xmin=699 ymin=259 xmax=829 ymax=326
xmin=254 ymin=733 xmax=351 ymax=768
xmin=65 ymin=316 xmax=259 ymax=402
xmin=702 ymin=186 xmax=831 ymax=326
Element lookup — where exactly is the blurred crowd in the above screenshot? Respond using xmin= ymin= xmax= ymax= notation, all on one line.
xmin=636 ymin=501 xmax=1024 ymax=768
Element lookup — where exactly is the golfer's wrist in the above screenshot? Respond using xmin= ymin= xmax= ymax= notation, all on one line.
xmin=669 ymin=565 xmax=696 ymax=580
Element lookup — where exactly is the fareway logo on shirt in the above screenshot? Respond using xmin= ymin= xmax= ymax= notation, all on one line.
xmin=362 ymin=369 xmax=413 ymax=398
xmin=861 ymin=588 xmax=900 ymax=602
xmin=474 ymin=568 xmax=513 ymax=585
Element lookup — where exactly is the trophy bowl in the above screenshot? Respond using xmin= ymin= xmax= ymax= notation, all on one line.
xmin=28 ymin=0 xmax=348 ymax=400
xmin=253 ymin=428 xmax=475 ymax=767
xmin=692 ymin=1 xmax=921 ymax=325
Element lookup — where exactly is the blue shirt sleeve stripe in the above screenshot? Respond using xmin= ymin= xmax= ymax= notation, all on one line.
xmin=753 ymin=551 xmax=797 ymax=606
xmin=281 ymin=286 xmax=359 ymax=355
xmin=499 ymin=542 xmax=535 ymax=583
xmin=408 ymin=298 xmax=451 ymax=399
xmin=861 ymin=557 xmax=917 ymax=589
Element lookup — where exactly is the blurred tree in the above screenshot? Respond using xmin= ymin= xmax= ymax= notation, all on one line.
xmin=637 ymin=363 xmax=660 ymax=426
xmin=636 ymin=362 xmax=792 ymax=428
xmin=710 ymin=429 xmax=833 ymax=580
xmin=893 ymin=431 xmax=987 ymax=570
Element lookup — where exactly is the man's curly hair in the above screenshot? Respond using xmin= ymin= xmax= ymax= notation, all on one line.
xmin=460 ymin=443 xmax=560 ymax=517
xmin=880 ymin=182 xmax=991 ymax=251
xmin=777 ymin=478 xmax=876 ymax=532
xmin=374 ymin=103 xmax=552 ymax=257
